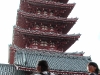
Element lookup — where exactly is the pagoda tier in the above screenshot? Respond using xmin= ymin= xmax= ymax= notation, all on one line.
xmin=13 ymin=27 xmax=80 ymax=52
xmin=8 ymin=46 xmax=91 ymax=74
xmin=20 ymin=0 xmax=75 ymax=18
xmin=17 ymin=10 xmax=77 ymax=34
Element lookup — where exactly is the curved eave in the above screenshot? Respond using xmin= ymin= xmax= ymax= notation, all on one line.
xmin=27 ymin=0 xmax=69 ymax=4
xmin=13 ymin=48 xmax=90 ymax=73
xmin=18 ymin=10 xmax=78 ymax=23
xmin=63 ymin=19 xmax=78 ymax=34
xmin=63 ymin=40 xmax=76 ymax=52
xmin=14 ymin=26 xmax=81 ymax=40
xmin=64 ymin=34 xmax=81 ymax=51
xmin=15 ymin=65 xmax=87 ymax=74
xmin=16 ymin=66 xmax=88 ymax=74
xmin=15 ymin=65 xmax=36 ymax=71
xmin=0 ymin=63 xmax=88 ymax=74
xmin=27 ymin=0 xmax=75 ymax=9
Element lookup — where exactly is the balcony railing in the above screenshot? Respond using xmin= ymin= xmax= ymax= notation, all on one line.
xmin=14 ymin=26 xmax=81 ymax=39
xmin=18 ymin=10 xmax=78 ymax=23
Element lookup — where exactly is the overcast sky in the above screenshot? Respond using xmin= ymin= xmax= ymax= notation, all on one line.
xmin=0 ymin=0 xmax=100 ymax=68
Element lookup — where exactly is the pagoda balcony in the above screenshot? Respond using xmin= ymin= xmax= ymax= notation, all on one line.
xmin=17 ymin=10 xmax=78 ymax=34
xmin=20 ymin=0 xmax=75 ymax=17
xmin=18 ymin=10 xmax=77 ymax=23
xmin=9 ymin=46 xmax=91 ymax=74
xmin=14 ymin=26 xmax=80 ymax=39
xmin=13 ymin=26 xmax=80 ymax=52
xmin=9 ymin=44 xmax=65 ymax=53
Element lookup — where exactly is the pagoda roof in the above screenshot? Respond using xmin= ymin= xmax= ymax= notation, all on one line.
xmin=14 ymin=26 xmax=80 ymax=40
xmin=27 ymin=0 xmax=75 ymax=9
xmin=0 ymin=63 xmax=27 ymax=75
xmin=27 ymin=0 xmax=69 ymax=4
xmin=20 ymin=0 xmax=75 ymax=18
xmin=17 ymin=13 xmax=77 ymax=34
xmin=13 ymin=49 xmax=91 ymax=72
xmin=18 ymin=10 xmax=78 ymax=23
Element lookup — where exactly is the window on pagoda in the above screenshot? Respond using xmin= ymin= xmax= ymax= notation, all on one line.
xmin=37 ymin=10 xmax=41 ymax=14
xmin=41 ymin=25 xmax=48 ymax=30
xmin=50 ymin=12 xmax=53 ymax=16
xmin=40 ymin=41 xmax=48 ymax=46
xmin=50 ymin=26 xmax=54 ymax=31
xmin=32 ymin=40 xmax=38 ymax=45
xmin=50 ymin=42 xmax=55 ymax=47
xmin=35 ymin=25 xmax=39 ymax=29
xmin=29 ymin=40 xmax=38 ymax=48
xmin=44 ymin=11 xmax=47 ymax=15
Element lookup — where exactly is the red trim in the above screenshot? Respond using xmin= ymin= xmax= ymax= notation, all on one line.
xmin=16 ymin=65 xmax=88 ymax=74
xmin=18 ymin=66 xmax=36 ymax=71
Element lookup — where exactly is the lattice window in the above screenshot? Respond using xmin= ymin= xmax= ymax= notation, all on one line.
xmin=37 ymin=10 xmax=41 ymax=14
xmin=50 ymin=42 xmax=55 ymax=47
xmin=40 ymin=41 xmax=48 ymax=46
xmin=35 ymin=25 xmax=39 ymax=29
xmin=50 ymin=26 xmax=54 ymax=31
xmin=50 ymin=12 xmax=53 ymax=16
xmin=44 ymin=11 xmax=47 ymax=15
xmin=41 ymin=25 xmax=48 ymax=30
xmin=32 ymin=41 xmax=38 ymax=45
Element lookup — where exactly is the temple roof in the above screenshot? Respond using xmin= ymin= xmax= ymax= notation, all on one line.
xmin=27 ymin=0 xmax=75 ymax=9
xmin=27 ymin=0 xmax=69 ymax=4
xmin=17 ymin=13 xmax=77 ymax=34
xmin=13 ymin=27 xmax=81 ymax=51
xmin=14 ymin=26 xmax=80 ymax=40
xmin=18 ymin=10 xmax=78 ymax=23
xmin=20 ymin=0 xmax=75 ymax=18
xmin=0 ymin=64 xmax=27 ymax=75
xmin=13 ymin=49 xmax=91 ymax=72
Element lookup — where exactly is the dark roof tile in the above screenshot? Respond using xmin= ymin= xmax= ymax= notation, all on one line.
xmin=14 ymin=49 xmax=91 ymax=72
xmin=0 ymin=64 xmax=27 ymax=75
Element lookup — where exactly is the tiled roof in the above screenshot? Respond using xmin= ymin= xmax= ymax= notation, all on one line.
xmin=18 ymin=10 xmax=78 ymax=23
xmin=0 ymin=64 xmax=26 ymax=75
xmin=14 ymin=49 xmax=91 ymax=72
xmin=27 ymin=0 xmax=75 ymax=8
xmin=22 ymin=0 xmax=69 ymax=4
xmin=14 ymin=26 xmax=81 ymax=39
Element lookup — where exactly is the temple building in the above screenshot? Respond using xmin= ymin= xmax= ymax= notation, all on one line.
xmin=0 ymin=0 xmax=96 ymax=75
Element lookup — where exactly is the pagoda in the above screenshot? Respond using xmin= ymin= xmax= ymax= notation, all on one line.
xmin=0 ymin=0 xmax=93 ymax=75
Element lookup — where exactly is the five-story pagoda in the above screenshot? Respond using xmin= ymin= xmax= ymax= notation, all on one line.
xmin=0 ymin=0 xmax=92 ymax=75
